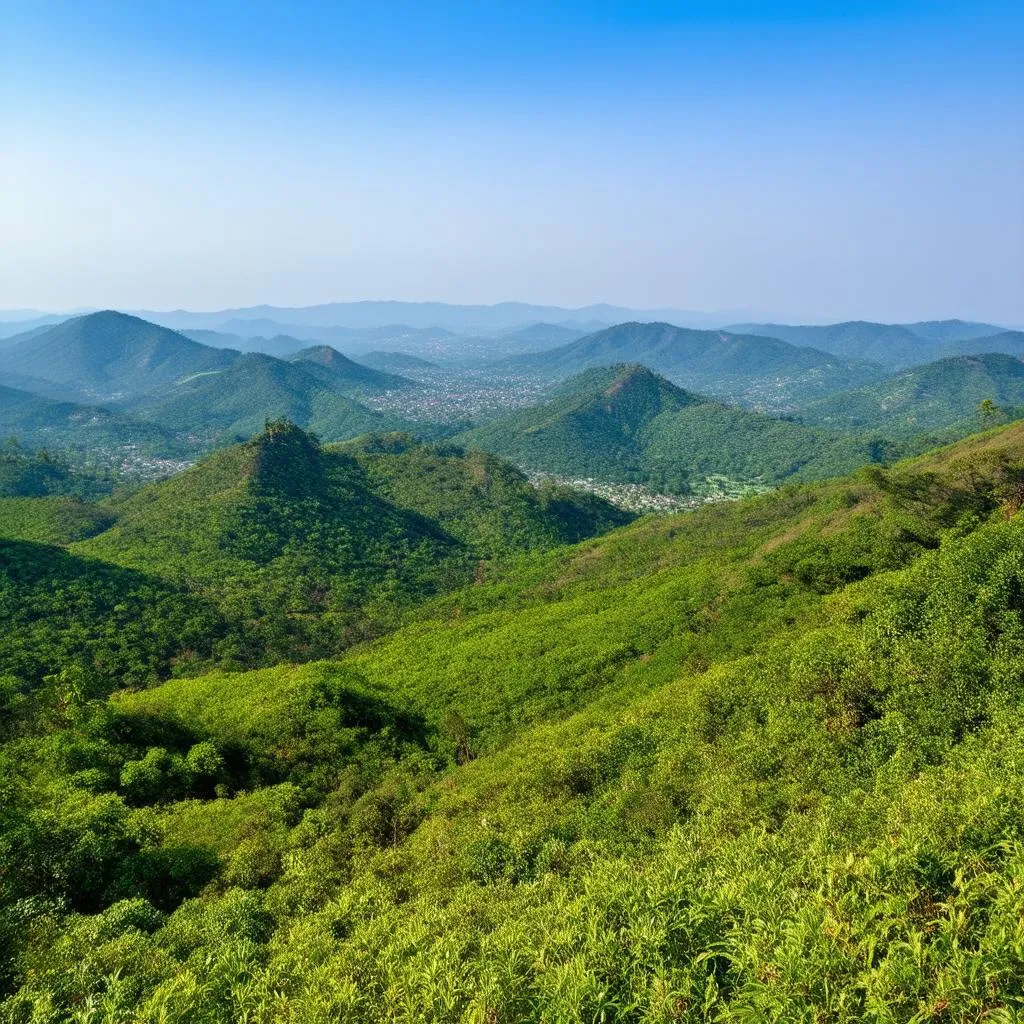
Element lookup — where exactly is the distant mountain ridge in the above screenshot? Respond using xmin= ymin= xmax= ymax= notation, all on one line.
xmin=726 ymin=319 xmax=1014 ymax=368
xmin=134 ymin=301 xmax=752 ymax=333
xmin=506 ymin=321 xmax=886 ymax=408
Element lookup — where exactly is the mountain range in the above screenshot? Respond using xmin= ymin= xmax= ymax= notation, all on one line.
xmin=506 ymin=321 xmax=887 ymax=408
xmin=726 ymin=319 xmax=1019 ymax=368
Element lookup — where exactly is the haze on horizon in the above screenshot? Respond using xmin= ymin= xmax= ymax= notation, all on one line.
xmin=1 ymin=1 xmax=1022 ymax=325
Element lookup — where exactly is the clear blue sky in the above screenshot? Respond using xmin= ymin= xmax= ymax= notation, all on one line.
xmin=1 ymin=1 xmax=1022 ymax=322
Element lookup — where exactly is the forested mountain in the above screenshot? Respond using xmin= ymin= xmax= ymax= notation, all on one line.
xmin=797 ymin=352 xmax=1024 ymax=437
xmin=727 ymin=318 xmax=1012 ymax=367
xmin=53 ymin=422 xmax=627 ymax=658
xmin=457 ymin=364 xmax=897 ymax=491
xmin=338 ymin=432 xmax=632 ymax=552
xmin=0 ymin=311 xmax=238 ymax=401
xmin=127 ymin=352 xmax=396 ymax=443
xmin=507 ymin=321 xmax=885 ymax=407
xmin=4 ymin=418 xmax=1024 ymax=1018
xmin=287 ymin=345 xmax=413 ymax=392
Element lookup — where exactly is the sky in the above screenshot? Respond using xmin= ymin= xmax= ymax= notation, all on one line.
xmin=1 ymin=1 xmax=1022 ymax=324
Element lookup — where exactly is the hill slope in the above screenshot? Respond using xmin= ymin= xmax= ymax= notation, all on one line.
xmin=0 ymin=311 xmax=238 ymax=400
xmin=797 ymin=352 xmax=1024 ymax=437
xmin=8 ymin=422 xmax=1024 ymax=1017
xmin=129 ymin=352 xmax=396 ymax=443
xmin=457 ymin=364 xmax=897 ymax=491
xmin=338 ymin=432 xmax=632 ymax=553
xmin=508 ymin=321 xmax=883 ymax=407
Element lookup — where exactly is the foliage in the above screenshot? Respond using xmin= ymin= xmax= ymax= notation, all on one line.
xmin=4 ymin=422 xmax=1024 ymax=1019
xmin=458 ymin=364 xmax=900 ymax=493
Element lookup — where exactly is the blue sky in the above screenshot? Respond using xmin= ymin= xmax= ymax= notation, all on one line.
xmin=1 ymin=1 xmax=1022 ymax=322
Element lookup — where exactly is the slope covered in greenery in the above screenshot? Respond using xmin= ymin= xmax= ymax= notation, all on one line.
xmin=507 ymin=322 xmax=884 ymax=407
xmin=67 ymin=422 xmax=626 ymax=656
xmin=3 ymin=422 xmax=1024 ymax=1019
xmin=457 ymin=364 xmax=897 ymax=492
xmin=797 ymin=352 xmax=1024 ymax=437
xmin=0 ymin=446 xmax=115 ymax=499
xmin=339 ymin=432 xmax=633 ymax=553
xmin=128 ymin=353 xmax=397 ymax=444
xmin=0 ymin=311 xmax=238 ymax=401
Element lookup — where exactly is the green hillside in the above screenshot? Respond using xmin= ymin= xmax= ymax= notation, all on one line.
xmin=508 ymin=322 xmax=885 ymax=407
xmin=797 ymin=352 xmax=1024 ymax=437
xmin=129 ymin=352 xmax=396 ymax=443
xmin=64 ymin=422 xmax=625 ymax=657
xmin=287 ymin=345 xmax=414 ymax=392
xmin=339 ymin=432 xmax=632 ymax=553
xmin=4 ymin=421 xmax=1024 ymax=1018
xmin=0 ymin=311 xmax=238 ymax=401
xmin=0 ymin=446 xmax=115 ymax=499
xmin=457 ymin=364 xmax=897 ymax=492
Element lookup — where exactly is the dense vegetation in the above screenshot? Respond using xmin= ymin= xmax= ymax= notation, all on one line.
xmin=127 ymin=353 xmax=400 ymax=445
xmin=0 ymin=446 xmax=116 ymax=500
xmin=458 ymin=364 xmax=901 ymax=493
xmin=796 ymin=352 xmax=1024 ymax=437
xmin=0 ymin=421 xmax=627 ymax=673
xmin=2 ymin=416 xmax=1024 ymax=1019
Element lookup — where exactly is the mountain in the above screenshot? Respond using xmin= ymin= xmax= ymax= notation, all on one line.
xmin=10 ymin=416 xmax=1024 ymax=1017
xmin=457 ymin=364 xmax=896 ymax=491
xmin=935 ymin=330 xmax=1024 ymax=360
xmin=338 ymin=432 xmax=632 ymax=553
xmin=71 ymin=422 xmax=629 ymax=652
xmin=212 ymin=319 xmax=458 ymax=352
xmin=796 ymin=352 xmax=1024 ymax=437
xmin=0 ymin=314 xmax=72 ymax=340
xmin=903 ymin=318 xmax=1008 ymax=343
xmin=128 ymin=352 xmax=396 ymax=443
xmin=727 ymin=318 xmax=1012 ymax=368
xmin=507 ymin=322 xmax=886 ymax=408
xmin=287 ymin=346 xmax=413 ymax=392
xmin=0 ymin=311 xmax=238 ymax=401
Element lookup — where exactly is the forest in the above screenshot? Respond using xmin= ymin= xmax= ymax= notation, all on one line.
xmin=1 ymin=412 xmax=1024 ymax=1020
